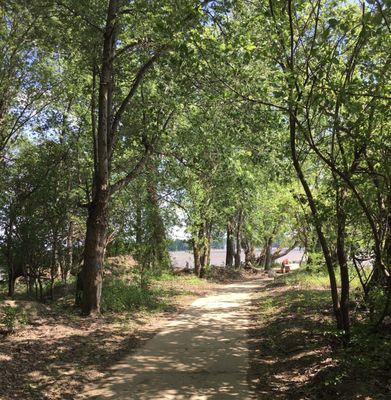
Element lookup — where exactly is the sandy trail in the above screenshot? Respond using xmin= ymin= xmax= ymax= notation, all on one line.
xmin=83 ymin=279 xmax=264 ymax=400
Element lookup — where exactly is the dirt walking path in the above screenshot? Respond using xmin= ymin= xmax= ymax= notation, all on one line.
xmin=82 ymin=279 xmax=265 ymax=399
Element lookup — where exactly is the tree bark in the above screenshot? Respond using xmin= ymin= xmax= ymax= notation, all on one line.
xmin=8 ymin=269 xmax=15 ymax=297
xmin=193 ymin=240 xmax=201 ymax=277
xmin=289 ymin=107 xmax=341 ymax=328
xmin=336 ymin=187 xmax=350 ymax=340
xmin=146 ymin=163 xmax=170 ymax=269
xmin=234 ymin=210 xmax=242 ymax=268
xmin=243 ymin=239 xmax=256 ymax=267
xmin=225 ymin=221 xmax=235 ymax=267
xmin=81 ymin=0 xmax=117 ymax=315
xmin=64 ymin=220 xmax=74 ymax=283
xmin=271 ymin=241 xmax=299 ymax=261
xmin=82 ymin=193 xmax=108 ymax=315
xmin=263 ymin=237 xmax=273 ymax=270
xmin=205 ymin=222 xmax=212 ymax=267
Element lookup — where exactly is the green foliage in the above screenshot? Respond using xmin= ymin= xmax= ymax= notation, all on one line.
xmin=304 ymin=252 xmax=325 ymax=271
xmin=283 ymin=268 xmax=331 ymax=289
xmin=0 ymin=0 xmax=389 ymax=334
xmin=101 ymin=279 xmax=167 ymax=313
xmin=367 ymin=287 xmax=391 ymax=322
xmin=0 ymin=305 xmax=27 ymax=332
xmin=154 ymin=272 xmax=204 ymax=286
xmin=167 ymin=239 xmax=190 ymax=251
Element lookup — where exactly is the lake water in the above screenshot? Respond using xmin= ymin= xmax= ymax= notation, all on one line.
xmin=169 ymin=248 xmax=304 ymax=268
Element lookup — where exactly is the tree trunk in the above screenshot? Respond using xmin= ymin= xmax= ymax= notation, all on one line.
xmin=299 ymin=248 xmax=306 ymax=267
xmin=5 ymin=214 xmax=15 ymax=297
xmin=82 ymin=193 xmax=108 ymax=315
xmin=193 ymin=240 xmax=201 ymax=277
xmin=197 ymin=221 xmax=210 ymax=278
xmin=135 ymin=199 xmax=142 ymax=245
xmin=242 ymin=238 xmax=256 ymax=267
xmin=271 ymin=241 xmax=298 ymax=261
xmin=263 ymin=237 xmax=273 ymax=270
xmin=336 ymin=187 xmax=350 ymax=341
xmin=199 ymin=245 xmax=206 ymax=278
xmin=234 ymin=210 xmax=242 ymax=268
xmin=64 ymin=220 xmax=74 ymax=283
xmin=8 ymin=269 xmax=15 ymax=297
xmin=289 ymin=108 xmax=341 ymax=328
xmin=81 ymin=0 xmax=117 ymax=316
xmin=225 ymin=221 xmax=235 ymax=267
xmin=206 ymin=222 xmax=212 ymax=267
xmin=50 ymin=230 xmax=59 ymax=301
xmin=146 ymin=165 xmax=170 ymax=269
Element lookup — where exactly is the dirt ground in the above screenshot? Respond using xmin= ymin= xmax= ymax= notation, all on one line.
xmin=1 ymin=271 xmax=390 ymax=399
xmin=81 ymin=279 xmax=264 ymax=399
xmin=0 ymin=276 xmax=228 ymax=400
xmin=248 ymin=281 xmax=391 ymax=400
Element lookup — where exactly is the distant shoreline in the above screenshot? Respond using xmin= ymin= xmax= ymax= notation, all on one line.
xmin=169 ymin=248 xmax=304 ymax=268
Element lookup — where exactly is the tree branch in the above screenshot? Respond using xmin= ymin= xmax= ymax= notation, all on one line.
xmin=110 ymin=47 xmax=167 ymax=137
xmin=109 ymin=145 xmax=152 ymax=196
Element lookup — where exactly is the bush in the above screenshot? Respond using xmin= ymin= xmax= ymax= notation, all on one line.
xmin=304 ymin=252 xmax=325 ymax=271
xmin=101 ymin=279 xmax=166 ymax=313
xmin=367 ymin=287 xmax=391 ymax=322
xmin=0 ymin=305 xmax=27 ymax=332
xmin=283 ymin=268 xmax=331 ymax=289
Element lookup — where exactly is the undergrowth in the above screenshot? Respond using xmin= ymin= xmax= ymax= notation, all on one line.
xmin=283 ymin=265 xmax=361 ymax=290
xmin=261 ymin=267 xmax=391 ymax=398
xmin=101 ymin=277 xmax=174 ymax=313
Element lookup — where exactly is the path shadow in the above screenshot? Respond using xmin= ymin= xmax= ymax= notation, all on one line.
xmin=247 ymin=285 xmax=390 ymax=399
xmin=80 ymin=280 xmax=263 ymax=399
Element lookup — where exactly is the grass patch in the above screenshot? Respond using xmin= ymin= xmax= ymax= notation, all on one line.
xmin=283 ymin=266 xmax=362 ymax=290
xmin=101 ymin=278 xmax=173 ymax=313
xmin=252 ymin=267 xmax=391 ymax=399
xmin=100 ymin=270 xmax=211 ymax=314
xmin=153 ymin=272 xmax=204 ymax=286
xmin=283 ymin=268 xmax=332 ymax=288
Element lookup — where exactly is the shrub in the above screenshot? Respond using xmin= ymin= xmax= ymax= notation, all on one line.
xmin=101 ymin=279 xmax=166 ymax=313
xmin=0 ymin=305 xmax=27 ymax=332
xmin=304 ymin=252 xmax=325 ymax=271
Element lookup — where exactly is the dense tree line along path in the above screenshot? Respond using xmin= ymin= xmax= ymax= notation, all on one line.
xmin=0 ymin=0 xmax=390 ymax=398
xmin=83 ymin=279 xmax=263 ymax=399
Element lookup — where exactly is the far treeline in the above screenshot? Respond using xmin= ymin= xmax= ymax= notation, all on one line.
xmin=0 ymin=0 xmax=390 ymax=342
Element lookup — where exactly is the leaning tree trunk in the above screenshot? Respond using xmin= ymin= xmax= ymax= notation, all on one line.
xmin=289 ymin=107 xmax=341 ymax=329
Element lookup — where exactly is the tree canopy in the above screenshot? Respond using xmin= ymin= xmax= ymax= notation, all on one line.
xmin=0 ymin=0 xmax=390 ymax=340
